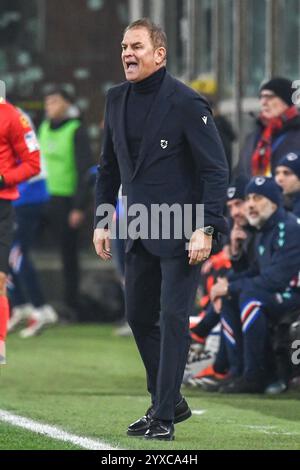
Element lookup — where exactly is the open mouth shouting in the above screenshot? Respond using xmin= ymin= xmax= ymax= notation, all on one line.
xmin=124 ymin=60 xmax=139 ymax=79
xmin=125 ymin=60 xmax=138 ymax=72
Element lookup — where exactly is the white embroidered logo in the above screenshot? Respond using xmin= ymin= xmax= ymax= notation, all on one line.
xmin=287 ymin=153 xmax=298 ymax=161
xmin=202 ymin=116 xmax=208 ymax=125
xmin=160 ymin=140 xmax=168 ymax=149
xmin=255 ymin=177 xmax=266 ymax=186
xmin=227 ymin=187 xmax=236 ymax=199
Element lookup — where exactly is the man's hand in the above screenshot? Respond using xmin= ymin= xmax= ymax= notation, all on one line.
xmin=201 ymin=258 xmax=213 ymax=275
xmin=230 ymin=223 xmax=247 ymax=256
xmin=188 ymin=228 xmax=213 ymax=265
xmin=69 ymin=209 xmax=85 ymax=229
xmin=212 ymin=297 xmax=223 ymax=314
xmin=210 ymin=277 xmax=229 ymax=302
xmin=93 ymin=228 xmax=112 ymax=261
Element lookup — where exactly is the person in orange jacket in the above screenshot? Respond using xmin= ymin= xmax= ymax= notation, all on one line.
xmin=0 ymin=99 xmax=40 ymax=364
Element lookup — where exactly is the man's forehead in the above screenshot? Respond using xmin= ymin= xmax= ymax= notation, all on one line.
xmin=276 ymin=165 xmax=293 ymax=174
xmin=122 ymin=27 xmax=151 ymax=44
xmin=247 ymin=193 xmax=265 ymax=200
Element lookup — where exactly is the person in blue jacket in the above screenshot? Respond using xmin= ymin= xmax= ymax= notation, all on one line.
xmin=275 ymin=152 xmax=300 ymax=218
xmin=210 ymin=177 xmax=300 ymax=393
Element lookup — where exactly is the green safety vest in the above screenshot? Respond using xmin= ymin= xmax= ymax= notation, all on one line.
xmin=39 ymin=119 xmax=81 ymax=197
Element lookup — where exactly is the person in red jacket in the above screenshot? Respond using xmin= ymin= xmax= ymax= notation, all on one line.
xmin=0 ymin=100 xmax=40 ymax=364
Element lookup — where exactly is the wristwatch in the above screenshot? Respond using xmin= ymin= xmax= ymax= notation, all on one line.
xmin=200 ymin=226 xmax=214 ymax=236
xmin=0 ymin=175 xmax=4 ymax=189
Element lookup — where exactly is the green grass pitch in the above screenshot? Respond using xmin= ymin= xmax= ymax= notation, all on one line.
xmin=0 ymin=325 xmax=300 ymax=450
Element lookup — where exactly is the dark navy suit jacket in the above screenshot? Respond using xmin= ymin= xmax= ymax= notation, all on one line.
xmin=95 ymin=71 xmax=229 ymax=257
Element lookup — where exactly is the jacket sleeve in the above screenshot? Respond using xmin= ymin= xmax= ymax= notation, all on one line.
xmin=94 ymin=93 xmax=121 ymax=229
xmin=181 ymin=96 xmax=229 ymax=234
xmin=228 ymin=264 xmax=260 ymax=295
xmin=2 ymin=107 xmax=40 ymax=186
xmin=248 ymin=225 xmax=300 ymax=293
xmin=72 ymin=125 xmax=94 ymax=210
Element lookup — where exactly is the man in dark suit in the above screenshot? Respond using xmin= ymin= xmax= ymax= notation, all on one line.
xmin=93 ymin=18 xmax=228 ymax=441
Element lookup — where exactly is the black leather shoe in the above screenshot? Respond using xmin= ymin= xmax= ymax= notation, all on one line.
xmin=127 ymin=406 xmax=154 ymax=437
xmin=144 ymin=420 xmax=175 ymax=441
xmin=174 ymin=397 xmax=192 ymax=423
xmin=127 ymin=397 xmax=191 ymax=437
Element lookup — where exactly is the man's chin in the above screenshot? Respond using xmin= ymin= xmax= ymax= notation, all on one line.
xmin=124 ymin=70 xmax=140 ymax=82
xmin=247 ymin=217 xmax=261 ymax=228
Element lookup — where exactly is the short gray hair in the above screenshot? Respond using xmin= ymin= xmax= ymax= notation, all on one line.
xmin=124 ymin=18 xmax=168 ymax=52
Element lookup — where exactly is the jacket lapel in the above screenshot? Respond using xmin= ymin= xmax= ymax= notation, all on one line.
xmin=131 ymin=72 xmax=176 ymax=180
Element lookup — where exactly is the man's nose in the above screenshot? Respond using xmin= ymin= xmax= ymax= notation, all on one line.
xmin=231 ymin=207 xmax=239 ymax=218
xmin=123 ymin=48 xmax=133 ymax=57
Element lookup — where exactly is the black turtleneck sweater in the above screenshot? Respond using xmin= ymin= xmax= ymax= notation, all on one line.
xmin=125 ymin=67 xmax=166 ymax=167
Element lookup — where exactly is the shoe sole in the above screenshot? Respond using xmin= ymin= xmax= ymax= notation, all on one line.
xmin=144 ymin=435 xmax=175 ymax=441
xmin=127 ymin=428 xmax=148 ymax=437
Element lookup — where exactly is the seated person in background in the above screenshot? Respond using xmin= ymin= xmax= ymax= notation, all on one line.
xmin=210 ymin=177 xmax=300 ymax=393
xmin=275 ymin=151 xmax=300 ymax=217
xmin=186 ymin=176 xmax=252 ymax=390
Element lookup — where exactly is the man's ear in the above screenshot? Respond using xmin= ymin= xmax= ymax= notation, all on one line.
xmin=155 ymin=47 xmax=167 ymax=65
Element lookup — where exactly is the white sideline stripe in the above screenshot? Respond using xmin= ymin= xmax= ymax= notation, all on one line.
xmin=192 ymin=410 xmax=206 ymax=416
xmin=242 ymin=424 xmax=300 ymax=436
xmin=0 ymin=410 xmax=120 ymax=450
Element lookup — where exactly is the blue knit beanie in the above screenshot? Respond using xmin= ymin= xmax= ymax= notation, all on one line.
xmin=277 ymin=152 xmax=300 ymax=180
xmin=227 ymin=175 xmax=249 ymax=201
xmin=245 ymin=176 xmax=283 ymax=206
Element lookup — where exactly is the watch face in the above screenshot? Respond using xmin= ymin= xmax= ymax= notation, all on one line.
xmin=205 ymin=226 xmax=214 ymax=235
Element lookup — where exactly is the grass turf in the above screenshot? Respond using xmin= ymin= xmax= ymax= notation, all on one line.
xmin=0 ymin=324 xmax=300 ymax=450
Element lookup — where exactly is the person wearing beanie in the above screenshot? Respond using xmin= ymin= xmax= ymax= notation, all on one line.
xmin=184 ymin=175 xmax=260 ymax=393
xmin=275 ymin=152 xmax=300 ymax=217
xmin=226 ymin=175 xmax=258 ymax=273
xmin=238 ymin=77 xmax=300 ymax=177
xmin=245 ymin=176 xmax=283 ymax=213
xmin=209 ymin=176 xmax=300 ymax=394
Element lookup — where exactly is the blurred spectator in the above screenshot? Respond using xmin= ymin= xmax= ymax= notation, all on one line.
xmin=184 ymin=249 xmax=231 ymax=388
xmin=39 ymin=88 xmax=93 ymax=316
xmin=275 ymin=151 xmax=300 ymax=217
xmin=0 ymin=100 xmax=40 ymax=364
xmin=185 ymin=176 xmax=251 ymax=390
xmin=238 ymin=77 xmax=300 ymax=177
xmin=8 ymin=109 xmax=58 ymax=337
xmin=211 ymin=177 xmax=300 ymax=394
